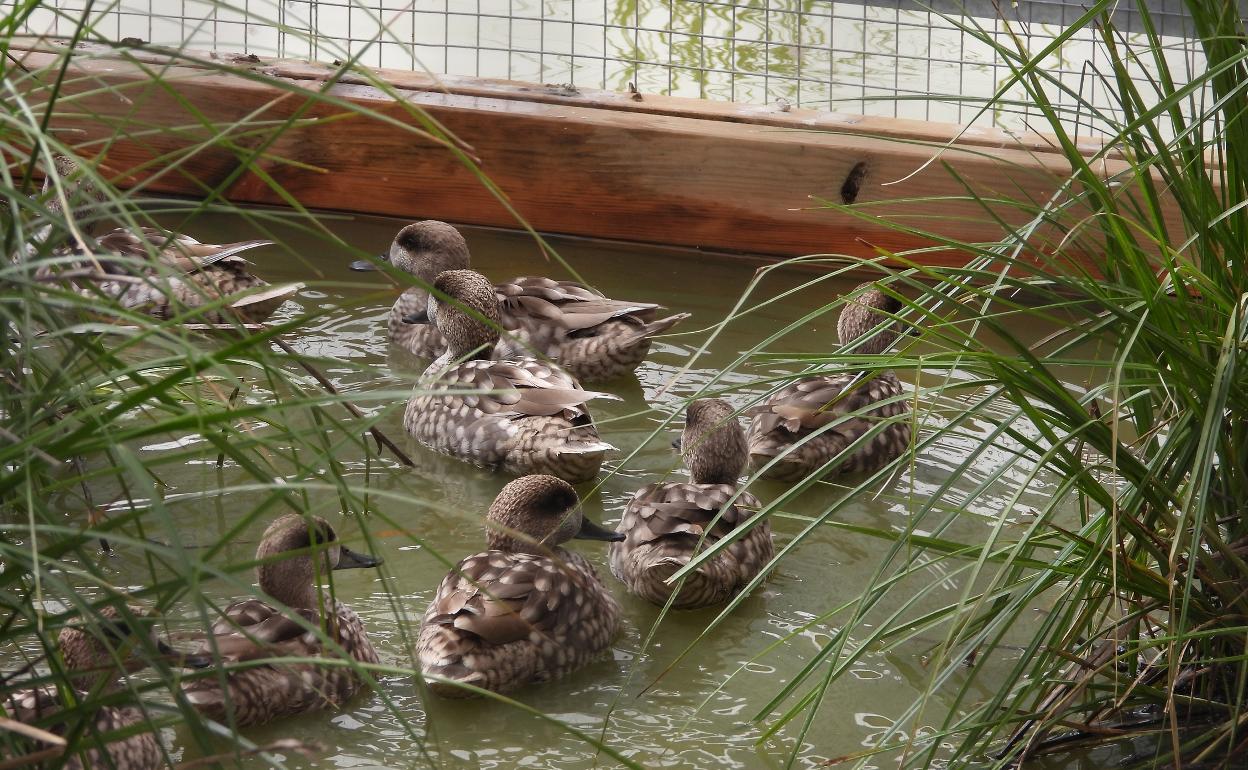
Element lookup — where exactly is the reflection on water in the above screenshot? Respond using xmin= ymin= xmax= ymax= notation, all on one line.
xmin=34 ymin=211 xmax=1063 ymax=768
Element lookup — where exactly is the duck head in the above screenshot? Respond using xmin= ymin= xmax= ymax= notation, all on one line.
xmin=352 ymin=220 xmax=471 ymax=278
xmin=680 ymin=398 xmax=748 ymax=485
xmin=406 ymin=268 xmax=501 ymax=360
xmin=485 ymin=475 xmax=622 ymax=554
xmin=256 ymin=514 xmax=383 ymax=610
xmin=836 ymin=282 xmax=910 ymax=355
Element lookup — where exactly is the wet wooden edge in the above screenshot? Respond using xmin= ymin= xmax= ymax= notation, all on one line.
xmin=9 ymin=37 xmax=1182 ymax=266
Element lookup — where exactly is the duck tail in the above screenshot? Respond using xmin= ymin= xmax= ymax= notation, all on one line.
xmin=640 ymin=555 xmax=720 ymax=610
xmin=229 ymin=282 xmax=304 ymax=322
xmin=557 ymin=439 xmax=617 ymax=455
xmin=621 ymin=312 xmax=691 ymax=346
xmin=421 ymin=663 xmax=489 ymax=699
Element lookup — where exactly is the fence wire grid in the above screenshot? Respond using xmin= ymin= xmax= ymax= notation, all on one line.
xmin=13 ymin=0 xmax=1212 ymax=136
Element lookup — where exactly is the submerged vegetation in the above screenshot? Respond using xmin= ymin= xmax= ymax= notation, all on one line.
xmin=2 ymin=0 xmax=1246 ymax=769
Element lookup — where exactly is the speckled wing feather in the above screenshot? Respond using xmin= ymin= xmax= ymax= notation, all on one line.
xmin=96 ymin=227 xmax=271 ymax=273
xmin=494 ymin=277 xmax=689 ymax=381
xmin=610 ymin=483 xmax=773 ymax=609
xmin=746 ymin=371 xmax=911 ymax=481
xmin=3 ymin=687 xmax=161 ymax=770
xmin=183 ymin=598 xmax=379 ymax=728
xmin=73 ymin=227 xmax=299 ymax=323
xmin=418 ymin=548 xmax=621 ymax=697
xmin=386 ymin=276 xmax=687 ymax=379
xmin=403 ymin=358 xmax=614 ymax=482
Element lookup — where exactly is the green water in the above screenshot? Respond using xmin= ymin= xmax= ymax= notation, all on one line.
xmin=84 ymin=213 xmax=1061 ymax=769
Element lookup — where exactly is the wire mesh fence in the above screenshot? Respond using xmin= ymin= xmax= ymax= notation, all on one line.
xmin=12 ymin=0 xmax=1210 ymax=136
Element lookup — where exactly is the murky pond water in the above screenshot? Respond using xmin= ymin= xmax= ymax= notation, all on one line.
xmin=72 ymin=212 xmax=1063 ymax=769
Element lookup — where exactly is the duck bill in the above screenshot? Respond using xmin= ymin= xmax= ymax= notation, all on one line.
xmin=336 ymin=545 xmax=384 ymax=570
xmin=349 ymin=253 xmax=389 ymax=272
xmin=575 ymin=517 xmax=625 ymax=543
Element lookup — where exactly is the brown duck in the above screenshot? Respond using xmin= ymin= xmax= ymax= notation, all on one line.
xmin=3 ymin=605 xmax=206 ymax=770
xmin=746 ymin=282 xmax=913 ymax=481
xmin=611 ymin=398 xmax=774 ymax=608
xmin=35 ymin=156 xmax=301 ymax=323
xmin=418 ymin=474 xmax=623 ymax=697
xmin=354 ymin=220 xmax=689 ymax=381
xmin=402 ymin=269 xmax=616 ymax=483
xmin=182 ymin=514 xmax=382 ymax=727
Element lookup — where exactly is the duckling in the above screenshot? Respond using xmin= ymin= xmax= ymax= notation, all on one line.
xmin=610 ymin=398 xmax=774 ymax=609
xmin=182 ymin=514 xmax=382 ymax=727
xmin=354 ymin=220 xmax=689 ymax=381
xmin=3 ymin=605 xmax=205 ymax=770
xmin=746 ymin=282 xmax=912 ymax=481
xmin=418 ymin=474 xmax=623 ymax=697
xmin=32 ymin=155 xmax=301 ymax=323
xmin=402 ymin=269 xmax=616 ymax=483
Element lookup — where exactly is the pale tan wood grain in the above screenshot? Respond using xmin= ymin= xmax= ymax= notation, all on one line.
xmin=11 ymin=38 xmax=1181 ymax=266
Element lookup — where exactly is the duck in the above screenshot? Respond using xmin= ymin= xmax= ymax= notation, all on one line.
xmin=610 ymin=398 xmax=774 ymax=609
xmin=402 ymin=268 xmax=616 ymax=483
xmin=353 ymin=220 xmax=690 ymax=381
xmin=3 ymin=605 xmax=206 ymax=770
xmin=182 ymin=514 xmax=382 ymax=727
xmin=746 ymin=282 xmax=913 ymax=481
xmin=32 ymin=155 xmax=302 ymax=323
xmin=418 ymin=474 xmax=624 ymax=697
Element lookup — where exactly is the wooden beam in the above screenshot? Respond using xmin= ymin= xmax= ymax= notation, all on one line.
xmin=10 ymin=38 xmax=1177 ymax=266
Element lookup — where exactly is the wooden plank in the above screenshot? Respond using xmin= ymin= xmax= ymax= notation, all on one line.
xmin=10 ymin=38 xmax=1177 ymax=265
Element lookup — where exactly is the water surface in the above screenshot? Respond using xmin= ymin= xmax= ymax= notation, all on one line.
xmin=93 ymin=213 xmax=1059 ymax=768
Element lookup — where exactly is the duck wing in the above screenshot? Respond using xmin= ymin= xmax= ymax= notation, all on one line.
xmin=192 ymin=599 xmax=321 ymax=662
xmin=436 ymin=358 xmax=616 ymax=421
xmin=746 ymin=372 xmax=890 ymax=436
xmin=620 ymin=482 xmax=757 ymax=550
xmin=611 ymin=483 xmax=772 ymax=608
xmin=497 ymin=276 xmax=660 ymax=332
xmin=94 ymin=228 xmax=273 ymax=274
xmin=425 ymin=551 xmax=582 ymax=647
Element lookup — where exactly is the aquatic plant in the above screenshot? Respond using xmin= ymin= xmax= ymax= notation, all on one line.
xmin=660 ymin=0 xmax=1248 ymax=766
xmin=0 ymin=4 xmax=634 ymax=767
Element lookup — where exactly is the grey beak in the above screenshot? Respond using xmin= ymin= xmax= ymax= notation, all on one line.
xmin=349 ymin=253 xmax=389 ymax=272
xmin=402 ymin=309 xmax=430 ymax=325
xmin=335 ymin=545 xmax=383 ymax=570
xmin=670 ymin=436 xmax=681 ymax=450
xmin=575 ymin=517 xmax=625 ymax=543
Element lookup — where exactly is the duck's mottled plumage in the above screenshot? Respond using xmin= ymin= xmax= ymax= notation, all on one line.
xmin=87 ymin=227 xmax=302 ymax=323
xmin=3 ymin=606 xmax=189 ymax=770
xmin=402 ymin=269 xmax=615 ymax=483
xmin=378 ymin=221 xmax=688 ymax=381
xmin=611 ymin=398 xmax=774 ymax=608
xmin=418 ymin=475 xmax=623 ymax=697
xmin=182 ymin=514 xmax=382 ymax=728
xmin=746 ymin=282 xmax=912 ymax=481
xmin=34 ymin=156 xmax=301 ymax=323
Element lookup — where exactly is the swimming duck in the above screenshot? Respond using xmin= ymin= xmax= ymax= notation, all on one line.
xmin=746 ymin=282 xmax=912 ymax=481
xmin=33 ymin=156 xmax=301 ymax=323
xmin=418 ymin=474 xmax=623 ymax=697
xmin=354 ymin=220 xmax=689 ymax=381
xmin=3 ymin=605 xmax=205 ymax=770
xmin=182 ymin=514 xmax=382 ymax=727
xmin=402 ymin=269 xmax=616 ymax=483
xmin=610 ymin=398 xmax=774 ymax=608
